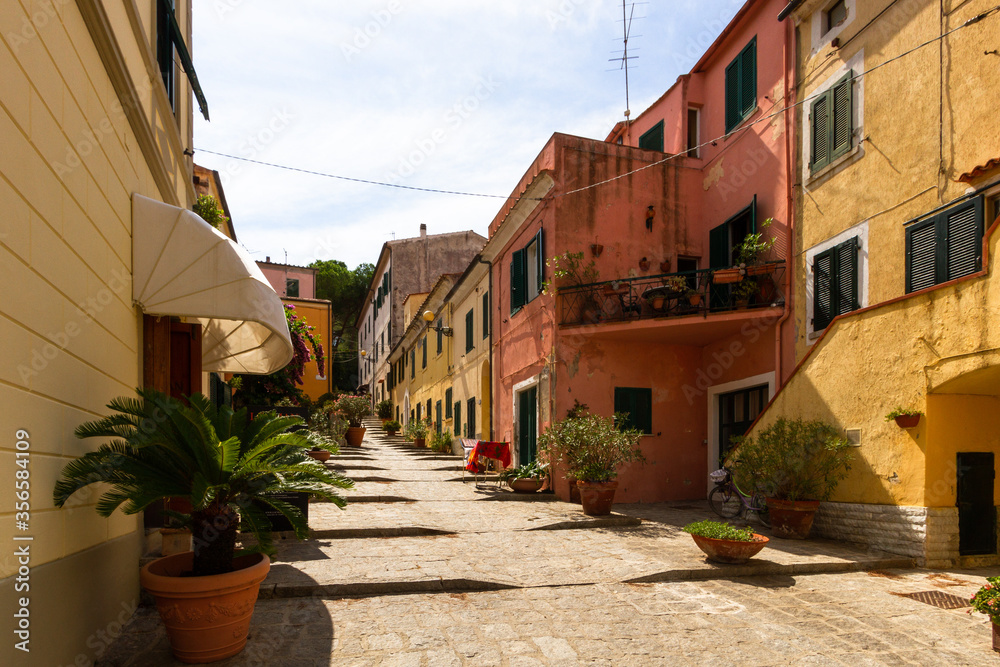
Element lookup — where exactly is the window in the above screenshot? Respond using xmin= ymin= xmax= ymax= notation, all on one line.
xmin=718 ymin=385 xmax=768 ymax=461
xmin=614 ymin=387 xmax=652 ymax=435
xmin=810 ymin=71 xmax=853 ymax=173
xmin=813 ymin=236 xmax=859 ymax=330
xmin=482 ymin=292 xmax=490 ymax=339
xmin=422 ymin=336 xmax=427 ymax=368
xmin=410 ymin=348 xmax=415 ymax=378
xmin=453 ymin=402 xmax=462 ymax=436
xmin=511 ymin=229 xmax=544 ymax=313
xmin=426 ymin=399 xmax=432 ymax=425
xmin=677 ymin=257 xmax=699 ymax=290
xmin=686 ymin=109 xmax=700 ymax=158
xmin=466 ymin=397 xmax=477 ymax=439
xmin=445 ymin=389 xmax=453 ymax=417
xmin=156 ymin=0 xmax=175 ymax=109
xmin=285 ymin=279 xmax=299 ymax=297
xmin=435 ymin=401 xmax=442 ymax=434
xmin=906 ymin=197 xmax=985 ymax=293
xmin=436 ymin=319 xmax=443 ymax=354
xmin=638 ymin=120 xmax=664 ymax=152
xmin=824 ymin=0 xmax=847 ymax=33
xmin=416 ymin=403 xmax=421 ymax=420
xmin=725 ymin=37 xmax=757 ymax=133
xmin=465 ymin=308 xmax=475 ymax=353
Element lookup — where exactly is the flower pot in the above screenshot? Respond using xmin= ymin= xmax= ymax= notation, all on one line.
xmin=651 ymin=297 xmax=665 ymax=310
xmin=567 ymin=477 xmax=582 ymax=504
xmin=690 ymin=533 xmax=769 ymax=564
xmin=713 ymin=268 xmax=742 ymax=284
xmin=688 ymin=293 xmax=703 ymax=306
xmin=659 ymin=261 xmax=671 ymax=273
xmin=509 ymin=478 xmax=544 ymax=493
xmin=993 ymin=621 xmax=1000 ymax=652
xmin=893 ymin=414 xmax=921 ymax=428
xmin=638 ymin=260 xmax=650 ymax=271
xmin=307 ymin=449 xmax=330 ymax=462
xmin=766 ymin=498 xmax=821 ymax=539
xmin=345 ymin=426 xmax=366 ymax=447
xmin=590 ymin=243 xmax=604 ymax=257
xmin=140 ymin=551 xmax=270 ymax=663
xmin=414 ymin=437 xmax=426 ymax=448
xmin=385 ymin=429 xmax=398 ymax=436
xmin=576 ymin=480 xmax=618 ymax=516
xmin=745 ymin=263 xmax=776 ymax=276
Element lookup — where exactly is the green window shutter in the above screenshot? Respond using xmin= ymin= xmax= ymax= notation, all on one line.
xmin=724 ymin=57 xmax=741 ymax=132
xmin=709 ymin=222 xmax=730 ymax=268
xmin=445 ymin=389 xmax=453 ymax=417
xmin=945 ymin=198 xmax=984 ymax=281
xmin=813 ymin=248 xmax=834 ymax=330
xmin=638 ymin=120 xmax=664 ymax=151
xmin=614 ymin=388 xmax=651 ymax=434
xmin=510 ymin=249 xmax=526 ymax=313
xmin=465 ymin=308 xmax=474 ymax=352
xmin=810 ymin=92 xmax=831 ymax=172
xmin=427 ymin=400 xmax=432 ymax=422
xmin=830 ymin=72 xmax=853 ymax=161
xmin=906 ymin=218 xmax=939 ymax=293
xmin=534 ymin=228 xmax=545 ymax=295
xmin=435 ymin=402 xmax=442 ymax=433
xmin=834 ymin=237 xmax=859 ymax=316
xmin=482 ymin=292 xmax=490 ymax=339
xmin=410 ymin=348 xmax=415 ymax=378
xmin=436 ymin=319 xmax=443 ymax=354
xmin=739 ymin=39 xmax=756 ymax=119
xmin=422 ymin=336 xmax=427 ymax=368
xmin=453 ymin=402 xmax=461 ymax=436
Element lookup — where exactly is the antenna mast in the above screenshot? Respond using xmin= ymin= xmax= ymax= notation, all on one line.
xmin=609 ymin=2 xmax=644 ymax=129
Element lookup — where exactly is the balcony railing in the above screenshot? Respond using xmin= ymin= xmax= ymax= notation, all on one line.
xmin=556 ymin=261 xmax=786 ymax=327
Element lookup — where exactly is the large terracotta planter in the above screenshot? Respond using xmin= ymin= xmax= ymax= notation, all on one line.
xmin=413 ymin=437 xmax=426 ymax=448
xmin=690 ymin=533 xmax=769 ymax=564
xmin=140 ymin=551 xmax=270 ymax=663
xmin=767 ymin=498 xmax=821 ymax=539
xmin=993 ymin=621 xmax=1000 ymax=652
xmin=509 ymin=478 xmax=544 ymax=493
xmin=345 ymin=426 xmax=366 ymax=447
xmin=577 ymin=480 xmax=618 ymax=516
xmin=307 ymin=448 xmax=330 ymax=462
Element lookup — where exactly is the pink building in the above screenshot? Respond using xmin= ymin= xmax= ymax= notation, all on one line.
xmin=488 ymin=0 xmax=796 ymax=503
xmin=257 ymin=258 xmax=317 ymax=299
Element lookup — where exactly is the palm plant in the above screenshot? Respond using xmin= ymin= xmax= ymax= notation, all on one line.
xmin=53 ymin=388 xmax=353 ymax=576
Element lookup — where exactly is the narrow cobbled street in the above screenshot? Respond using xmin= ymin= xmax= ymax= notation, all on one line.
xmin=101 ymin=422 xmax=998 ymax=666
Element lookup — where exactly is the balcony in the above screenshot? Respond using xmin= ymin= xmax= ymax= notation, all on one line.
xmin=556 ymin=262 xmax=786 ymax=338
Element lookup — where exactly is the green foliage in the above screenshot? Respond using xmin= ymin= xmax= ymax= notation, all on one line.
xmin=538 ymin=411 xmax=645 ymax=483
xmin=498 ymin=459 xmax=549 ymax=482
xmin=404 ymin=418 xmax=431 ymax=440
xmin=53 ymin=389 xmax=353 ymax=576
xmin=735 ymin=217 xmax=776 ymax=267
xmin=310 ymin=401 xmax=348 ymax=444
xmin=729 ymin=418 xmax=852 ymax=502
xmin=334 ymin=394 xmax=371 ymax=427
xmin=542 ymin=251 xmax=600 ymax=294
xmin=382 ymin=420 xmax=401 ymax=432
xmin=308 ymin=260 xmax=375 ymax=390
xmin=375 ymin=399 xmax=393 ymax=420
xmin=884 ymin=407 xmax=923 ymax=421
xmin=430 ymin=429 xmax=453 ymax=453
xmin=682 ymin=520 xmax=755 ymax=542
xmin=970 ymin=576 xmax=1000 ymax=622
xmin=193 ymin=194 xmax=228 ymax=231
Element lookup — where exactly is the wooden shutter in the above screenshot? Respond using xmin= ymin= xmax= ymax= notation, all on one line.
xmin=445 ymin=389 xmax=452 ymax=417
xmin=739 ymin=39 xmax=756 ymax=119
xmin=510 ymin=249 xmax=526 ymax=313
xmin=534 ymin=228 xmax=545 ymax=295
xmin=639 ymin=120 xmax=664 ymax=151
xmin=813 ymin=248 xmax=833 ymax=330
xmin=945 ymin=198 xmax=983 ymax=281
xmin=725 ymin=57 xmax=740 ymax=132
xmin=422 ymin=336 xmax=427 ymax=368
xmin=906 ymin=218 xmax=938 ymax=293
xmin=482 ymin=292 xmax=490 ymax=339
xmin=834 ymin=237 xmax=859 ymax=316
xmin=830 ymin=72 xmax=853 ymax=161
xmin=811 ymin=92 xmax=831 ymax=172
xmin=614 ymin=387 xmax=652 ymax=434
xmin=465 ymin=308 xmax=474 ymax=352
xmin=453 ymin=402 xmax=461 ymax=436
xmin=709 ymin=222 xmax=730 ymax=268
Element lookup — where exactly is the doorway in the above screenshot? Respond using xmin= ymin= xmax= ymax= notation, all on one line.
xmin=516 ymin=386 xmax=538 ymax=464
xmin=957 ymin=452 xmax=996 ymax=555
xmin=709 ymin=196 xmax=756 ymax=308
xmin=717 ymin=384 xmax=768 ymax=466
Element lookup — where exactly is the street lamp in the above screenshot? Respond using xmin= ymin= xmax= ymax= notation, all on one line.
xmin=422 ymin=310 xmax=453 ymax=336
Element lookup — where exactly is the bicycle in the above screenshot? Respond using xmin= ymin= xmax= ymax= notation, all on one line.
xmin=708 ymin=467 xmax=771 ymax=528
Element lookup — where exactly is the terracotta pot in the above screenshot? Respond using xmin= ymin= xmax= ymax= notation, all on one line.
xmin=414 ymin=437 xmax=426 ymax=448
xmin=576 ymin=480 xmax=618 ymax=516
xmin=509 ymin=478 xmax=544 ymax=493
xmin=893 ymin=414 xmax=921 ymax=428
xmin=713 ymin=268 xmax=742 ymax=284
xmin=638 ymin=260 xmax=650 ymax=271
xmin=651 ymin=297 xmax=665 ymax=310
xmin=385 ymin=429 xmax=398 ymax=436
xmin=307 ymin=449 xmax=330 ymax=462
xmin=690 ymin=533 xmax=769 ymax=564
xmin=567 ymin=477 xmax=582 ymax=504
xmin=766 ymin=498 xmax=821 ymax=539
xmin=659 ymin=261 xmax=671 ymax=273
xmin=590 ymin=243 xmax=604 ymax=257
xmin=745 ymin=263 xmax=776 ymax=276
xmin=140 ymin=552 xmax=270 ymax=664
xmin=993 ymin=621 xmax=1000 ymax=652
xmin=345 ymin=426 xmax=366 ymax=447
xmin=688 ymin=293 xmax=703 ymax=306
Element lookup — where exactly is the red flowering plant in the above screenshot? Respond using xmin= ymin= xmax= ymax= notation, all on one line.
xmin=231 ymin=304 xmax=326 ymax=408
xmin=970 ymin=576 xmax=1000 ymax=623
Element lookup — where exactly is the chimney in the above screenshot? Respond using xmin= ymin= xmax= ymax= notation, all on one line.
xmin=265 ymin=256 xmax=270 ymax=263
xmin=420 ymin=224 xmax=427 ymax=238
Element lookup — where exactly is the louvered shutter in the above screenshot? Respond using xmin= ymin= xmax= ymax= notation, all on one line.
xmin=740 ymin=39 xmax=756 ymax=119
xmin=834 ymin=238 xmax=859 ymax=316
xmin=811 ymin=93 xmax=830 ymax=171
xmin=725 ymin=58 xmax=740 ymax=132
xmin=831 ymin=73 xmax=853 ymax=161
xmin=465 ymin=308 xmax=474 ymax=352
xmin=945 ymin=198 xmax=983 ymax=281
xmin=906 ymin=219 xmax=938 ymax=293
xmin=639 ymin=121 xmax=664 ymax=151
xmin=813 ymin=249 xmax=834 ymax=330
xmin=510 ymin=249 xmax=526 ymax=313
xmin=534 ymin=228 xmax=545 ymax=295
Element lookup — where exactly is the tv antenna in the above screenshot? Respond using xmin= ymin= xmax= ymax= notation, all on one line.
xmin=608 ymin=2 xmax=646 ymax=122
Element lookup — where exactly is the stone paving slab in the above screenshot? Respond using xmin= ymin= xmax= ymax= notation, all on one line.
xmin=98 ymin=568 xmax=1000 ymax=666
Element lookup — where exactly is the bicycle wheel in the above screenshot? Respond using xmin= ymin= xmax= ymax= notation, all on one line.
xmin=708 ymin=485 xmax=741 ymax=519
xmin=750 ymin=493 xmax=771 ymax=528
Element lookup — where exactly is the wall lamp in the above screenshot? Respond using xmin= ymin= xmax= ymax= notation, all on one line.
xmin=422 ymin=310 xmax=453 ymax=336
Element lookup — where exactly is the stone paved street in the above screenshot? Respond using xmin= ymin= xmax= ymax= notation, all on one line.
xmin=99 ymin=424 xmax=1000 ymax=666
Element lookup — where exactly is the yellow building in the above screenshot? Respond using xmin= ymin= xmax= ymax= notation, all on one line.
xmin=0 ymin=3 xmax=291 ymax=664
xmin=444 ymin=258 xmax=492 ymax=445
xmin=748 ymin=0 xmax=1000 ymax=564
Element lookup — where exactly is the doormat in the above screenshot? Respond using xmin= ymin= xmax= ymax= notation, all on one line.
xmin=894 ymin=590 xmax=971 ymax=609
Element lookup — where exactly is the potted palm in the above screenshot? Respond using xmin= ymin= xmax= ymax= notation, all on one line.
xmin=52 ymin=389 xmax=352 ymax=663
xmin=335 ymin=394 xmax=371 ymax=446
xmin=683 ymin=520 xmax=769 ymax=564
xmin=730 ymin=418 xmax=852 ymax=539
xmin=539 ymin=409 xmax=645 ymax=515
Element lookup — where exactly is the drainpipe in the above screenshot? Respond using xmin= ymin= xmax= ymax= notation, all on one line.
xmin=477 ymin=255 xmax=494 ymax=440
xmin=775 ymin=15 xmax=796 ymax=390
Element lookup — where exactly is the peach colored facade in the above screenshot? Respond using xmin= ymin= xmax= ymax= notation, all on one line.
xmin=258 ymin=260 xmax=317 ymax=299
xmin=489 ymin=0 xmax=795 ymax=504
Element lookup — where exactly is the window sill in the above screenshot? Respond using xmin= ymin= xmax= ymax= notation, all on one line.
xmin=807 ymin=142 xmax=863 ymax=186
xmin=724 ymin=106 xmax=760 ymax=140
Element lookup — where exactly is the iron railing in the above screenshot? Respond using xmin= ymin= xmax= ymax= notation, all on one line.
xmin=556 ymin=262 xmax=786 ymax=327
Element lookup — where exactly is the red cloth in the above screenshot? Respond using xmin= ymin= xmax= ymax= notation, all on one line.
xmin=465 ymin=441 xmax=511 ymax=471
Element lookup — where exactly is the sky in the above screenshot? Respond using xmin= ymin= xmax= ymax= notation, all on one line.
xmin=191 ymin=0 xmax=746 ymax=270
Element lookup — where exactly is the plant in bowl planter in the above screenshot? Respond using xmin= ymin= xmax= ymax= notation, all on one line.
xmin=730 ymin=418 xmax=852 ymax=539
xmin=682 ymin=520 xmax=769 ymax=564
xmin=405 ymin=418 xmax=431 ymax=447
xmin=335 ymin=394 xmax=371 ymax=446
xmin=885 ymin=406 xmax=923 ymax=429
xmin=375 ymin=399 xmax=393 ymax=422
xmin=382 ymin=419 xmax=402 ymax=435
xmin=52 ymin=389 xmax=352 ymax=663
xmin=970 ymin=576 xmax=1000 ymax=651
xmin=498 ymin=459 xmax=549 ymax=493
xmin=539 ymin=409 xmax=645 ymax=515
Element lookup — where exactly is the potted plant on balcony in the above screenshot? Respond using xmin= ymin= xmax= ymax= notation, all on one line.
xmin=885 ymin=407 xmax=923 ymax=429
xmin=539 ymin=409 xmax=645 ymax=515
xmin=335 ymin=394 xmax=371 ymax=446
xmin=375 ymin=399 xmax=393 ymax=424
xmin=682 ymin=520 xmax=769 ymax=564
xmin=382 ymin=419 xmax=402 ymax=436
xmin=730 ymin=418 xmax=852 ymax=539
xmin=545 ymin=251 xmax=601 ymax=324
xmin=498 ymin=459 xmax=549 ymax=493
xmin=53 ymin=389 xmax=352 ymax=663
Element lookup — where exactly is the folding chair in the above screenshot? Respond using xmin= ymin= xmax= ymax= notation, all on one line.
xmin=461 ymin=439 xmax=478 ymax=482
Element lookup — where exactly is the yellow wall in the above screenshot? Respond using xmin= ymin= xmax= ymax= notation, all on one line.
xmin=925 ymin=393 xmax=1000 ymax=507
xmin=448 ymin=269 xmax=491 ymax=441
xmin=285 ymin=298 xmax=333 ymax=402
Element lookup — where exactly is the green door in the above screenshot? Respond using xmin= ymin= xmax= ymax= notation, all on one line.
xmin=517 ymin=386 xmax=537 ymax=463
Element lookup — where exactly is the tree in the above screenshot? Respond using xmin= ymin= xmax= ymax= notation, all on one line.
xmin=310 ymin=260 xmax=374 ymax=390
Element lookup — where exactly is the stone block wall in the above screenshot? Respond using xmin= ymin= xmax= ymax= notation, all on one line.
xmin=812 ymin=502 xmax=960 ymax=564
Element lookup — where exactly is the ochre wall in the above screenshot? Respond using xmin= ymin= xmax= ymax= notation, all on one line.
xmin=285 ymin=299 xmax=332 ymax=402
